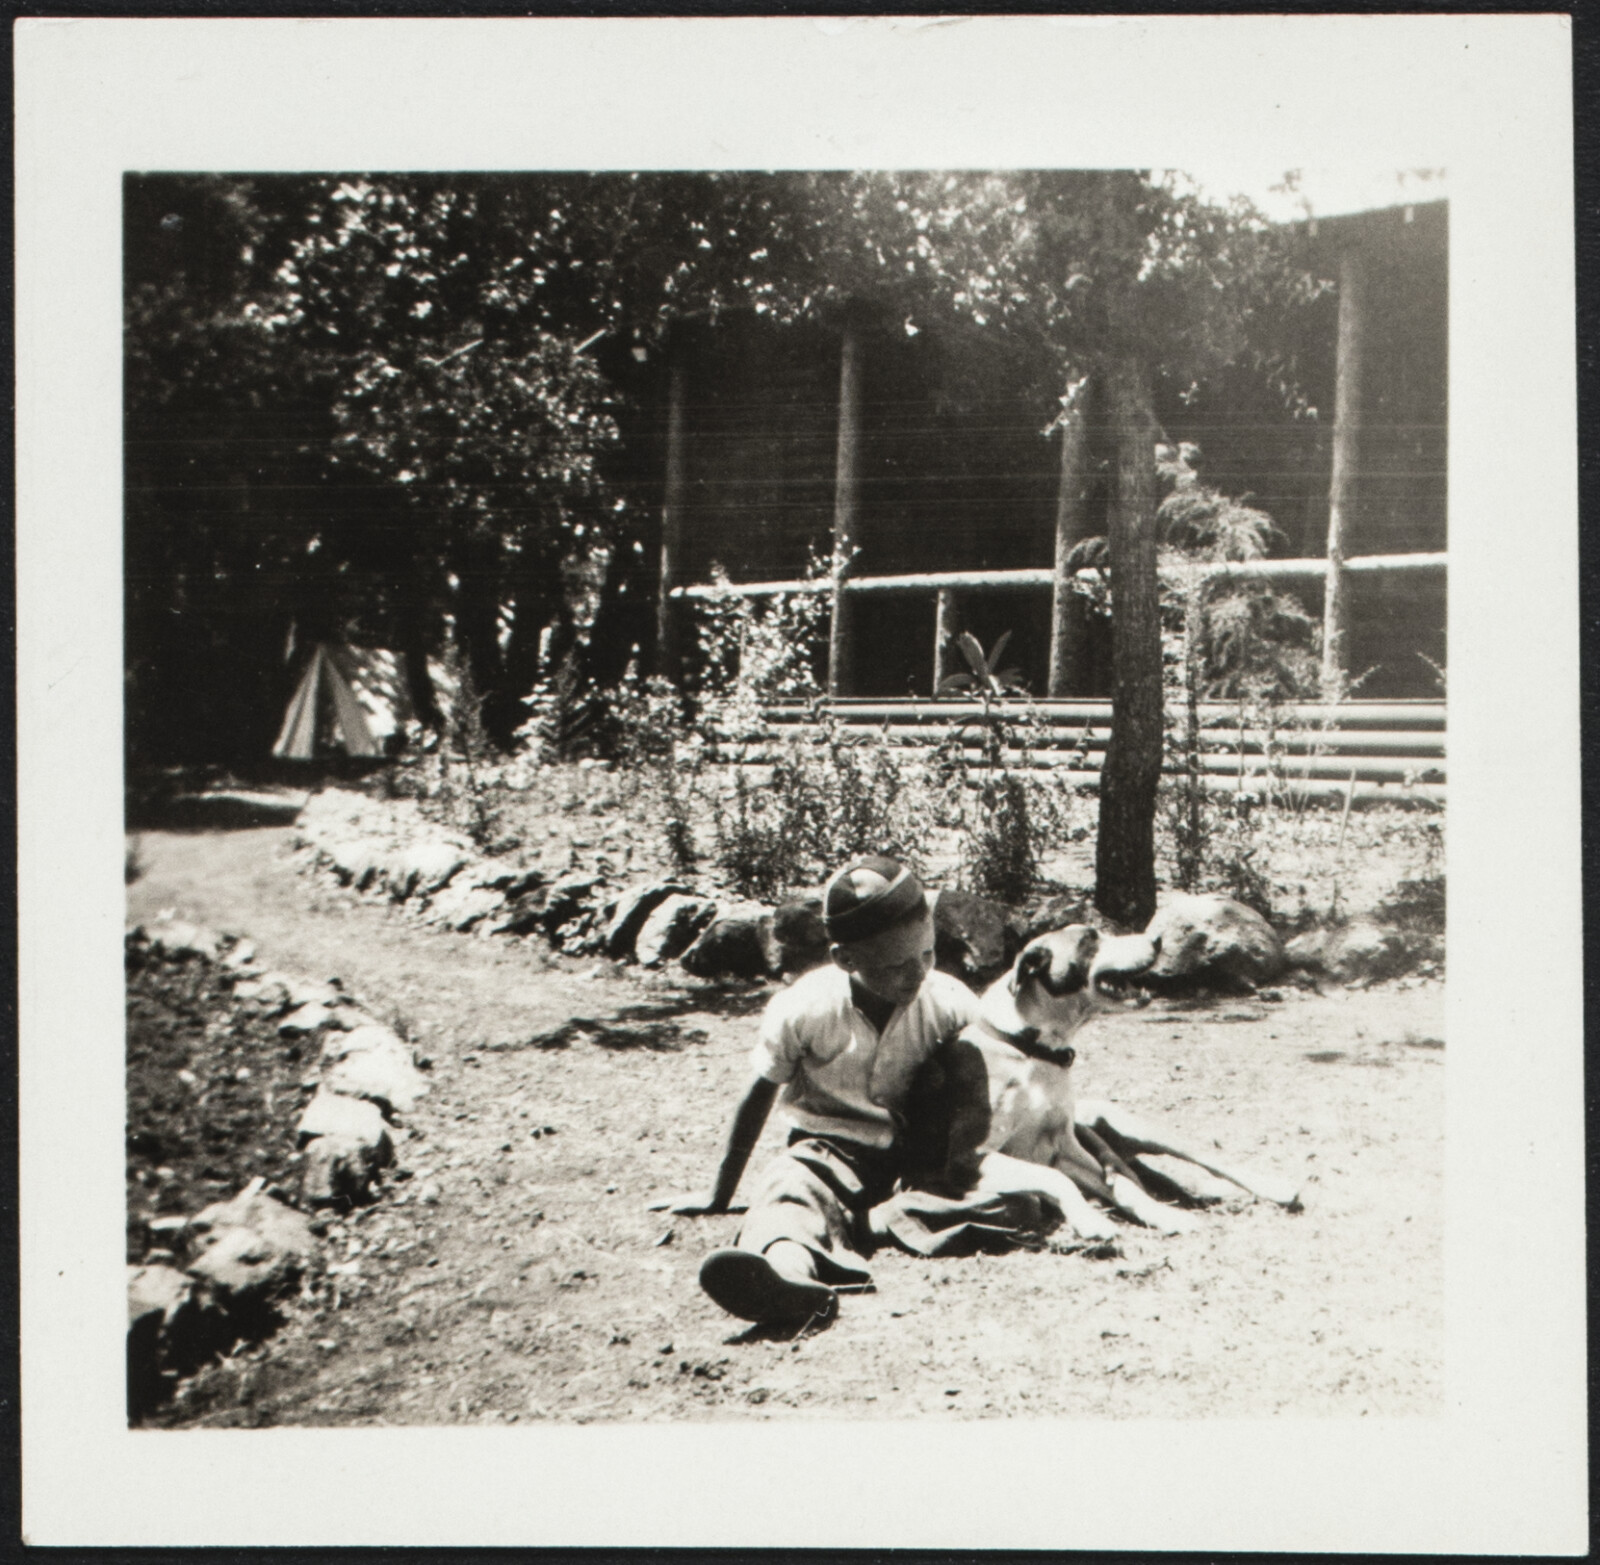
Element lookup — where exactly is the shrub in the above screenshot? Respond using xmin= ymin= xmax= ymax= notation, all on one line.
xmin=796 ymin=721 xmax=919 ymax=871
xmin=961 ymin=773 xmax=1038 ymax=902
xmin=928 ymin=630 xmax=1060 ymax=903
xmin=389 ymin=646 xmax=520 ymax=854
xmin=591 ymin=658 xmax=702 ymax=875
xmin=687 ymin=563 xmax=828 ymax=739
xmin=711 ymin=762 xmax=810 ymax=901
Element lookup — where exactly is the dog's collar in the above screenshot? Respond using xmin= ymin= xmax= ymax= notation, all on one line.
xmin=976 ymin=1016 xmax=1077 ymax=1067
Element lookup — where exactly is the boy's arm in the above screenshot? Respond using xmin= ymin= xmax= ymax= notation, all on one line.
xmin=648 ymin=1073 xmax=779 ymax=1215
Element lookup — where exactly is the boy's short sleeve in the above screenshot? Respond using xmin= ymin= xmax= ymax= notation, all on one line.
xmin=749 ymin=989 xmax=805 ymax=1084
xmin=926 ymin=969 xmax=983 ymax=1039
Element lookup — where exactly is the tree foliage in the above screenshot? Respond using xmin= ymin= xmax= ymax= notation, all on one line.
xmin=125 ymin=168 xmax=1323 ymax=780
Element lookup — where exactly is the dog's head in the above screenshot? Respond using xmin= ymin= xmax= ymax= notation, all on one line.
xmin=998 ymin=925 xmax=1159 ymax=1050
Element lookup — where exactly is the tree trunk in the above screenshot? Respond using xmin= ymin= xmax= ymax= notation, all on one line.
xmin=451 ymin=526 xmax=506 ymax=747
xmin=1047 ymin=373 xmax=1094 ymax=697
xmin=399 ymin=607 xmax=442 ymax=732
xmin=1094 ymin=356 xmax=1163 ymax=930
xmin=500 ymin=535 xmax=562 ymax=727
xmin=582 ymin=527 xmax=653 ymax=690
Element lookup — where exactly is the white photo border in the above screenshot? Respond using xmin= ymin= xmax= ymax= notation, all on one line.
xmin=15 ymin=14 xmax=1585 ymax=1553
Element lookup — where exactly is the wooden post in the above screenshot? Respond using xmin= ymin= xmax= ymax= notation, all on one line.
xmin=1047 ymin=374 xmax=1093 ymax=697
xmin=655 ymin=362 xmax=688 ymax=680
xmin=932 ymin=588 xmax=961 ymax=690
xmin=827 ymin=320 xmax=862 ymax=697
xmin=1322 ymin=247 xmax=1366 ymax=698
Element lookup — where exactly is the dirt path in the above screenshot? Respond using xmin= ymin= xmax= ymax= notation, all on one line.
xmin=128 ymin=824 xmax=1444 ymax=1424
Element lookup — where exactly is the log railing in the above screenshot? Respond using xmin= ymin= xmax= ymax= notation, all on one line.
xmin=673 ymin=552 xmax=1448 ymax=710
xmin=704 ymin=696 xmax=1447 ymax=807
xmin=673 ymin=554 xmax=1447 ymax=602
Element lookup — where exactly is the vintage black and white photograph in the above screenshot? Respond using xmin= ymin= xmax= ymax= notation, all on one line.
xmin=120 ymin=163 xmax=1451 ymax=1428
xmin=17 ymin=14 xmax=1583 ymax=1553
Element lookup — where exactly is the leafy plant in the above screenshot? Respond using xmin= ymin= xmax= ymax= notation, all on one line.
xmin=930 ymin=629 xmax=1056 ymax=902
xmin=1154 ymin=445 xmax=1322 ymax=912
xmin=936 ymin=630 xmax=1030 ymax=766
xmin=514 ymin=648 xmax=607 ymax=764
xmin=962 ymin=773 xmax=1040 ymax=902
xmin=395 ymin=643 xmax=521 ymax=854
xmin=795 ymin=719 xmax=919 ymax=871
xmin=711 ymin=762 xmax=810 ymax=901
xmin=593 ymin=658 xmax=700 ymax=874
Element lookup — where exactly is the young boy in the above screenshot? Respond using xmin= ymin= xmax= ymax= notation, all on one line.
xmin=656 ymin=854 xmax=981 ymax=1324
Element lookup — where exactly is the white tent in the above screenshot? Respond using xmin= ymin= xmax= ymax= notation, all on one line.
xmin=273 ymin=643 xmax=400 ymax=759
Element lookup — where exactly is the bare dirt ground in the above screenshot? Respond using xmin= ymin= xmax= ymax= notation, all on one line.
xmin=128 ymin=822 xmax=1443 ymax=1425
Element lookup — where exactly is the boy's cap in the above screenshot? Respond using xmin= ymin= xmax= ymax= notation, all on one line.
xmin=824 ymin=855 xmax=926 ymax=944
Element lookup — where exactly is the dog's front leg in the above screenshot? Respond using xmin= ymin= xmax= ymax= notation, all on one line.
xmin=1077 ymin=1097 xmax=1302 ymax=1210
xmin=1060 ymin=1124 xmax=1202 ymax=1235
xmin=1101 ymin=1170 xmax=1202 ymax=1234
xmin=973 ymin=1151 xmax=1119 ymax=1242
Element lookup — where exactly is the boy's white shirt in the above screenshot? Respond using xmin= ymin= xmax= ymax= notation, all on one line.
xmin=750 ymin=965 xmax=981 ymax=1148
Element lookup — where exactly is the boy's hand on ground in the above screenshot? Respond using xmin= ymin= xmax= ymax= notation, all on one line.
xmin=646 ymin=1192 xmax=747 ymax=1216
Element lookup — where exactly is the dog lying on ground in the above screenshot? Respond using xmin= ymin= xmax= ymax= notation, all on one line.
xmin=899 ymin=926 xmax=1302 ymax=1240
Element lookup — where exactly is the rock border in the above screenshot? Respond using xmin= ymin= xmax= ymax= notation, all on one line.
xmin=292 ymin=787 xmax=1439 ymax=992
xmin=126 ymin=913 xmax=431 ymax=1418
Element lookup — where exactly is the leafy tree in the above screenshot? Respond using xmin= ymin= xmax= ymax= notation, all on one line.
xmin=272 ymin=177 xmax=628 ymax=741
xmin=124 ymin=176 xmax=334 ymax=763
xmin=125 ymin=168 xmax=1320 ymax=802
xmin=126 ymin=171 xmax=903 ymax=758
xmin=941 ymin=170 xmax=1323 ymax=927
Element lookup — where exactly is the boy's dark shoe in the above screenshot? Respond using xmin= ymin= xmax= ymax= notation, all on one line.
xmin=699 ymin=1247 xmax=837 ymax=1324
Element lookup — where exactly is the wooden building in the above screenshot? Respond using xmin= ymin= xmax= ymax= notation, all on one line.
xmin=657 ymin=198 xmax=1447 ymax=702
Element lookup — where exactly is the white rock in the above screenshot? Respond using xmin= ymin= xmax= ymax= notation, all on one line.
xmin=128 ymin=1261 xmax=194 ymax=1328
xmin=680 ymin=902 xmax=781 ymax=979
xmin=324 ymin=1049 xmax=430 ymax=1115
xmin=328 ymin=840 xmax=386 ymax=890
xmin=185 ymin=1182 xmax=317 ymax=1266
xmin=237 ymin=972 xmax=294 ymax=1014
xmin=186 ymin=1226 xmax=300 ymax=1300
xmin=390 ymin=842 xmax=468 ymax=899
xmin=604 ymin=882 xmax=689 ymax=958
xmin=286 ymin=976 xmax=342 ymax=1008
xmin=146 ymin=919 xmax=221 ymax=962
xmin=1322 ymin=919 xmax=1412 ymax=982
xmin=298 ymin=1089 xmax=392 ymax=1156
xmin=321 ymin=1022 xmax=412 ymax=1064
xmin=300 ymin=1133 xmax=390 ymax=1207
xmin=1144 ymin=894 xmax=1285 ymax=985
xmin=420 ymin=883 xmax=506 ymax=931
xmin=279 ymin=1003 xmax=333 ymax=1035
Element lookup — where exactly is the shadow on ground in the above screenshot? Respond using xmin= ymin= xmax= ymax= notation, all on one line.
xmin=494 ymin=989 xmax=770 ymax=1054
xmin=128 ymin=793 xmax=310 ymax=832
